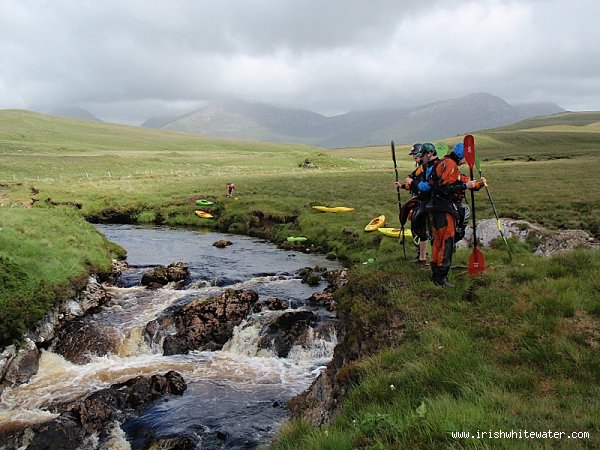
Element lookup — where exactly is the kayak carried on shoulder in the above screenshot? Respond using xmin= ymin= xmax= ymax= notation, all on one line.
xmin=312 ymin=206 xmax=354 ymax=213
xmin=378 ymin=227 xmax=412 ymax=238
xmin=364 ymin=215 xmax=385 ymax=232
xmin=195 ymin=210 xmax=213 ymax=219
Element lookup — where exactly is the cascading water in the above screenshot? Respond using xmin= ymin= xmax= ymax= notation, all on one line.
xmin=0 ymin=225 xmax=341 ymax=449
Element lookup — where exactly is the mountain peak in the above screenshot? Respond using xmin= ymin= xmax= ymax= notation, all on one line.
xmin=143 ymin=93 xmax=565 ymax=147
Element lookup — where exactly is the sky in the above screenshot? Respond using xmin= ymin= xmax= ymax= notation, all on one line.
xmin=1 ymin=0 xmax=599 ymax=125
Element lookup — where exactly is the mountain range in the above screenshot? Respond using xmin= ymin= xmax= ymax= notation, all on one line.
xmin=141 ymin=92 xmax=565 ymax=147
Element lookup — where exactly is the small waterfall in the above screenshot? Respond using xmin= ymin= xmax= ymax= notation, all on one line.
xmin=288 ymin=326 xmax=338 ymax=361
xmin=222 ymin=319 xmax=276 ymax=358
xmin=1 ymin=225 xmax=342 ymax=448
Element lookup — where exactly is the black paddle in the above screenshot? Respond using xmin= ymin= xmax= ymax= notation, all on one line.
xmin=391 ymin=140 xmax=406 ymax=258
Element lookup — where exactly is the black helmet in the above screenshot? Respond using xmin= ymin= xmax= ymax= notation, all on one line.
xmin=410 ymin=143 xmax=423 ymax=155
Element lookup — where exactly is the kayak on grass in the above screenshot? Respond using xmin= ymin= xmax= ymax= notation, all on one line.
xmin=286 ymin=236 xmax=308 ymax=242
xmin=378 ymin=227 xmax=413 ymax=238
xmin=312 ymin=206 xmax=354 ymax=213
xmin=195 ymin=210 xmax=213 ymax=219
xmin=196 ymin=200 xmax=214 ymax=206
xmin=364 ymin=215 xmax=385 ymax=232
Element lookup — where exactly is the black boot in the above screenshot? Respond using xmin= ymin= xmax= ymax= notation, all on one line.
xmin=431 ymin=266 xmax=443 ymax=285
xmin=439 ymin=268 xmax=454 ymax=288
xmin=439 ymin=277 xmax=454 ymax=288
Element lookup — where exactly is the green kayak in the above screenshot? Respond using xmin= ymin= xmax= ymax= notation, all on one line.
xmin=196 ymin=200 xmax=214 ymax=206
xmin=287 ymin=236 xmax=308 ymax=243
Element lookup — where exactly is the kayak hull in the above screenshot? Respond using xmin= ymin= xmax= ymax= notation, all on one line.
xmin=196 ymin=200 xmax=214 ymax=206
xmin=286 ymin=236 xmax=308 ymax=242
xmin=312 ymin=206 xmax=354 ymax=213
xmin=364 ymin=215 xmax=385 ymax=231
xmin=378 ymin=227 xmax=412 ymax=238
xmin=195 ymin=210 xmax=213 ymax=219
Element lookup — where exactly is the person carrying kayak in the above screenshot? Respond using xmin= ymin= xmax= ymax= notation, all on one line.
xmin=424 ymin=142 xmax=486 ymax=287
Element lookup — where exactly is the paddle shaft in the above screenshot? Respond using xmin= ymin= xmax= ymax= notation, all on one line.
xmin=391 ymin=140 xmax=407 ymax=258
xmin=477 ymin=167 xmax=513 ymax=260
xmin=464 ymin=135 xmax=478 ymax=249
xmin=391 ymin=140 xmax=402 ymax=210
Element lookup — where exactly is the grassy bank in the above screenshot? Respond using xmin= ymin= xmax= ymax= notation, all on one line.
xmin=0 ymin=207 xmax=124 ymax=343
xmin=270 ymin=247 xmax=600 ymax=449
xmin=1 ymin=110 xmax=599 ymax=447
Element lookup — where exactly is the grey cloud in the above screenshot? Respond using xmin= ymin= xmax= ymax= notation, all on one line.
xmin=1 ymin=0 xmax=600 ymax=125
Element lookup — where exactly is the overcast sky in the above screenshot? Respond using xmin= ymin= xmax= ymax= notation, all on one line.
xmin=1 ymin=0 xmax=599 ymax=125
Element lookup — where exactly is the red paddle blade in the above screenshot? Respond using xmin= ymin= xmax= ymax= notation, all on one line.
xmin=468 ymin=247 xmax=485 ymax=275
xmin=464 ymin=134 xmax=475 ymax=170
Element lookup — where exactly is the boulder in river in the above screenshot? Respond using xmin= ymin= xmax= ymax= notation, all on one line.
xmin=146 ymin=289 xmax=259 ymax=355
xmin=0 ymin=371 xmax=186 ymax=450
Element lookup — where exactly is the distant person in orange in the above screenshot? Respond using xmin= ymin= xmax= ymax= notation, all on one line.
xmin=226 ymin=182 xmax=236 ymax=197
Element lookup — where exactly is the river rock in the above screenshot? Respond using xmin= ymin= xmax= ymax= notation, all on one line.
xmin=213 ymin=239 xmax=233 ymax=248
xmin=0 ymin=339 xmax=39 ymax=390
xmin=146 ymin=289 xmax=259 ymax=355
xmin=0 ymin=276 xmax=112 ymax=391
xmin=51 ymin=317 xmax=122 ymax=364
xmin=259 ymin=310 xmax=317 ymax=357
xmin=141 ymin=262 xmax=190 ymax=289
xmin=1 ymin=371 xmax=186 ymax=450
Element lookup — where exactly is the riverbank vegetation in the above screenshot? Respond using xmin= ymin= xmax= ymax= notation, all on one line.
xmin=1 ymin=109 xmax=599 ymax=447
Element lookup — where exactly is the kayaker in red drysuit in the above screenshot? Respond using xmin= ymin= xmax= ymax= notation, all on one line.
xmin=423 ymin=142 xmax=485 ymax=287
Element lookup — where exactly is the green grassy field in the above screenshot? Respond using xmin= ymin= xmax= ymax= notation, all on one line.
xmin=1 ymin=109 xmax=599 ymax=448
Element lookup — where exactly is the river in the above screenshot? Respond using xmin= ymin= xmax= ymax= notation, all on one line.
xmin=0 ymin=225 xmax=341 ymax=449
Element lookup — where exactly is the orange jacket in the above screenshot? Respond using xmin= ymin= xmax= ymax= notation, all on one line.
xmin=432 ymin=156 xmax=482 ymax=201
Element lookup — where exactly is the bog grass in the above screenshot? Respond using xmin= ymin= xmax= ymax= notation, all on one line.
xmin=1 ymin=109 xmax=600 ymax=447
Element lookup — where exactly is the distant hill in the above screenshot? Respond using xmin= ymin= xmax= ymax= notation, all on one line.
xmin=143 ymin=93 xmax=565 ymax=147
xmin=51 ymin=107 xmax=102 ymax=122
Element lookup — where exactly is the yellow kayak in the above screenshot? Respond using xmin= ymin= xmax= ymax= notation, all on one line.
xmin=312 ymin=206 xmax=355 ymax=213
xmin=378 ymin=227 xmax=413 ymax=238
xmin=195 ymin=210 xmax=213 ymax=219
xmin=364 ymin=215 xmax=385 ymax=232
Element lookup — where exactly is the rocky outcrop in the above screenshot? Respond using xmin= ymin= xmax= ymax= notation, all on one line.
xmin=0 ymin=275 xmax=113 ymax=392
xmin=288 ymin=271 xmax=405 ymax=426
xmin=145 ymin=289 xmax=259 ymax=355
xmin=1 ymin=371 xmax=186 ymax=450
xmin=458 ymin=218 xmax=598 ymax=255
xmin=141 ymin=262 xmax=190 ymax=289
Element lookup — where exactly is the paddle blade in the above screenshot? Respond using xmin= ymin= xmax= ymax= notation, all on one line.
xmin=468 ymin=247 xmax=485 ymax=275
xmin=464 ymin=134 xmax=475 ymax=170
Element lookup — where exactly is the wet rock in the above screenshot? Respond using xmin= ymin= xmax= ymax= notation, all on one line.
xmin=259 ymin=310 xmax=317 ymax=357
xmin=0 ymin=339 xmax=39 ymax=390
xmin=147 ymin=289 xmax=259 ymax=355
xmin=141 ymin=262 xmax=190 ymax=289
xmin=51 ymin=318 xmax=121 ymax=364
xmin=306 ymin=269 xmax=348 ymax=312
xmin=1 ymin=277 xmax=112 ymax=391
xmin=213 ymin=239 xmax=233 ymax=248
xmin=2 ymin=371 xmax=187 ymax=450
xmin=263 ymin=296 xmax=290 ymax=311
